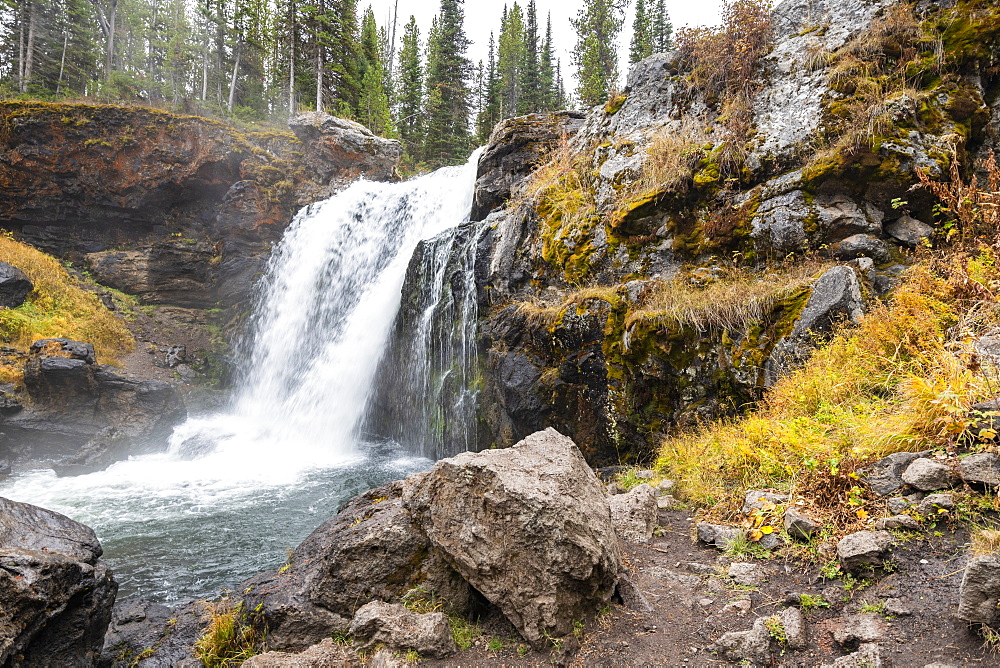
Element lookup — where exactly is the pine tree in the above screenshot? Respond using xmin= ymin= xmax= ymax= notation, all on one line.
xmin=356 ymin=6 xmax=394 ymax=135
xmin=517 ymin=0 xmax=540 ymax=114
xmin=538 ymin=12 xmax=555 ymax=111
xmin=497 ymin=2 xmax=524 ymax=118
xmin=396 ymin=15 xmax=423 ymax=151
xmin=651 ymin=0 xmax=672 ymax=53
xmin=570 ymin=0 xmax=624 ymax=108
xmin=629 ymin=0 xmax=652 ymax=64
xmin=423 ymin=0 xmax=472 ymax=166
xmin=476 ymin=31 xmax=501 ymax=142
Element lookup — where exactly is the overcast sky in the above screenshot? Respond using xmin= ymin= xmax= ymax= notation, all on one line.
xmin=368 ymin=0 xmax=726 ymax=95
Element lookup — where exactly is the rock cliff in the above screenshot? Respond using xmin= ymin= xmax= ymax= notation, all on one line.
xmin=461 ymin=0 xmax=1000 ymax=464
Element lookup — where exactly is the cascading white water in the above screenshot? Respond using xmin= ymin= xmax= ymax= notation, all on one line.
xmin=0 ymin=152 xmax=483 ymax=601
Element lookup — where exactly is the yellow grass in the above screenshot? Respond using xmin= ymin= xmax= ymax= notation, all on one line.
xmin=0 ymin=234 xmax=134 ymax=364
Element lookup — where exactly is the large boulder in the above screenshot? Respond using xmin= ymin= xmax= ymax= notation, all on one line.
xmin=958 ymin=553 xmax=1000 ymax=626
xmin=2 ymin=338 xmax=186 ymax=474
xmin=0 ymin=497 xmax=117 ymax=666
xmin=0 ymin=261 xmax=33 ymax=309
xmin=765 ymin=265 xmax=865 ymax=384
xmin=242 ymin=480 xmax=469 ymax=652
xmin=403 ymin=428 xmax=622 ymax=649
xmin=608 ymin=483 xmax=658 ymax=542
xmin=471 ymin=111 xmax=586 ymax=221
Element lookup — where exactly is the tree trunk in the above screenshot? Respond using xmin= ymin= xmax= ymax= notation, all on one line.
xmin=56 ymin=30 xmax=69 ymax=95
xmin=316 ymin=48 xmax=323 ymax=113
xmin=23 ymin=0 xmax=37 ymax=90
xmin=227 ymin=39 xmax=242 ymax=112
xmin=107 ymin=0 xmax=117 ymax=77
xmin=17 ymin=4 xmax=25 ymax=92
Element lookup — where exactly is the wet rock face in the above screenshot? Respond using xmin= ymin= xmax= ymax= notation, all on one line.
xmin=403 ymin=428 xmax=622 ymax=650
xmin=0 ymin=496 xmax=117 ymax=666
xmin=1 ymin=338 xmax=186 ymax=474
xmin=471 ymin=111 xmax=586 ymax=221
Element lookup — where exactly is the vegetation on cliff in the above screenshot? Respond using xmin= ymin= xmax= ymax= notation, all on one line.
xmin=0 ymin=233 xmax=133 ymax=381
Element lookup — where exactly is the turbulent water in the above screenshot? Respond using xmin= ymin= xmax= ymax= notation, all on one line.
xmin=0 ymin=152 xmax=482 ymax=601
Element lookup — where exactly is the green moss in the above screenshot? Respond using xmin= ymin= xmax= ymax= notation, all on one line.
xmin=605 ymin=94 xmax=627 ymax=115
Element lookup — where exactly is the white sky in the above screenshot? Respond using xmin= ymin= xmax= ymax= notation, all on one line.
xmin=368 ymin=0 xmax=725 ymax=94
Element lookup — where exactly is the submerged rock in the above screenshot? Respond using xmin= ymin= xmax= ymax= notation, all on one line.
xmin=0 ymin=496 xmax=117 ymax=666
xmin=403 ymin=428 xmax=622 ymax=650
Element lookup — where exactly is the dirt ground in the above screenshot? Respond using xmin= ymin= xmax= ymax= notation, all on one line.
xmin=424 ymin=507 xmax=993 ymax=667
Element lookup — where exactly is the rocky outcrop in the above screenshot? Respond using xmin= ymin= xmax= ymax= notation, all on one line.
xmin=289 ymin=112 xmax=402 ymax=199
xmin=348 ymin=602 xmax=456 ymax=658
xmin=1 ymin=338 xmax=186 ymax=474
xmin=1 ymin=496 xmax=117 ymax=666
xmin=0 ymin=102 xmax=402 ymax=311
xmin=403 ymin=428 xmax=622 ymax=649
xmin=460 ymin=0 xmax=1000 ymax=463
xmin=471 ymin=111 xmax=586 ymax=222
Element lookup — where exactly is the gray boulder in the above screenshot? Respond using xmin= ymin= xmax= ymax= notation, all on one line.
xmin=837 ymin=531 xmax=893 ymax=573
xmin=709 ymin=608 xmax=805 ymax=663
xmin=887 ymin=497 xmax=912 ymax=514
xmin=348 ymin=601 xmax=456 ymax=659
xmin=830 ymin=234 xmax=891 ymax=263
xmin=288 ymin=112 xmax=402 ymax=194
xmin=742 ymin=489 xmax=790 ymax=514
xmin=784 ymin=508 xmax=820 ymax=540
xmin=696 ymin=522 xmax=746 ymax=550
xmin=873 ymin=515 xmax=921 ymax=531
xmin=471 ymin=111 xmax=586 ymax=221
xmin=861 ymin=451 xmax=930 ymax=496
xmin=766 ymin=266 xmax=865 ymax=384
xmin=101 ymin=598 xmax=205 ymax=667
xmin=886 ymin=214 xmax=934 ymax=247
xmin=242 ymin=479 xmax=467 ymax=652
xmin=608 ymin=483 xmax=658 ymax=542
xmin=0 ymin=261 xmax=33 ymax=309
xmin=832 ymin=613 xmax=886 ymax=648
xmin=959 ymin=553 xmax=1000 ymax=625
xmin=821 ymin=642 xmax=886 ymax=667
xmin=241 ymin=638 xmax=360 ymax=667
xmin=917 ymin=493 xmax=955 ymax=517
xmin=403 ymin=428 xmax=622 ymax=650
xmin=959 ymin=452 xmax=1000 ymax=486
xmin=901 ymin=458 xmax=953 ymax=491
xmin=1 ymin=497 xmax=117 ymax=666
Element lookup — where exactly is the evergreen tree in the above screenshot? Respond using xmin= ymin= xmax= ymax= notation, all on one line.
xmin=629 ymin=0 xmax=652 ymax=63
xmin=538 ymin=12 xmax=555 ymax=111
xmin=396 ymin=15 xmax=423 ymax=150
xmin=651 ymin=0 xmax=672 ymax=52
xmin=476 ymin=31 xmax=501 ymax=142
xmin=517 ymin=0 xmax=540 ymax=114
xmin=570 ymin=0 xmax=624 ymax=108
xmin=356 ymin=6 xmax=394 ymax=135
xmin=497 ymin=2 xmax=524 ymax=118
xmin=423 ymin=0 xmax=472 ymax=166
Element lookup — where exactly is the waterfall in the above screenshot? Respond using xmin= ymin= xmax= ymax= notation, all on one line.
xmin=0 ymin=151 xmax=485 ymax=601
xmin=363 ymin=219 xmax=490 ymax=459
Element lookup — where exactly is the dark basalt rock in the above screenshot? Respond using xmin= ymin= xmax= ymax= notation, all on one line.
xmin=471 ymin=111 xmax=586 ymax=222
xmin=1 ymin=338 xmax=186 ymax=474
xmin=1 ymin=496 xmax=117 ymax=666
xmin=100 ymin=598 xmax=205 ymax=668
xmin=0 ymin=260 xmax=33 ymax=309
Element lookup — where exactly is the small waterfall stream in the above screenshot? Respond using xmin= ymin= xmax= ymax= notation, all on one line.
xmin=0 ymin=152 xmax=484 ymax=601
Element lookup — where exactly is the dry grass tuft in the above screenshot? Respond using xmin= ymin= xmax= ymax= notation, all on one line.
xmin=194 ymin=598 xmax=265 ymax=667
xmin=627 ymin=262 xmax=829 ymax=332
xmin=972 ymin=529 xmax=1000 ymax=555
